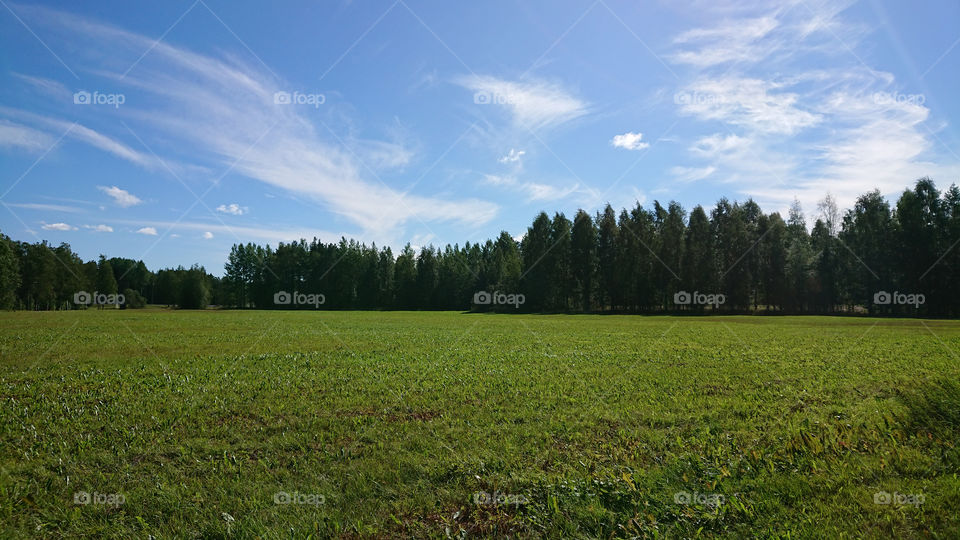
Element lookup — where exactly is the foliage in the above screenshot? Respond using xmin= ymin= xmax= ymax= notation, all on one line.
xmin=2 ymin=178 xmax=960 ymax=315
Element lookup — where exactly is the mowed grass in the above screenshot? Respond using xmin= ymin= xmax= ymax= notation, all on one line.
xmin=1 ymin=311 xmax=959 ymax=538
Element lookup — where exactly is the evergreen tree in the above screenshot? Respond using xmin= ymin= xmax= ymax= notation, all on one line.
xmin=0 ymin=232 xmax=20 ymax=310
xmin=520 ymin=212 xmax=552 ymax=311
xmin=595 ymin=205 xmax=617 ymax=310
xmin=569 ymin=210 xmax=596 ymax=312
xmin=547 ymin=213 xmax=573 ymax=311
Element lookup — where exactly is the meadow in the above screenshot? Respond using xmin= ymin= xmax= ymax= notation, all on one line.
xmin=1 ymin=310 xmax=959 ymax=538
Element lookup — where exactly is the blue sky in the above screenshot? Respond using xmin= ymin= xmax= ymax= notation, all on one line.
xmin=1 ymin=0 xmax=958 ymax=275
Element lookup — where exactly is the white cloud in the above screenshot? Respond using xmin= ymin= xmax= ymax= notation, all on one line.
xmin=83 ymin=224 xmax=113 ymax=232
xmin=0 ymin=119 xmax=54 ymax=152
xmin=6 ymin=202 xmax=82 ymax=213
xmin=12 ymin=73 xmax=71 ymax=99
xmin=69 ymin=123 xmax=157 ymax=168
xmin=765 ymin=89 xmax=943 ymax=210
xmin=98 ymin=185 xmax=143 ymax=207
xmin=216 ymin=203 xmax=247 ymax=216
xmin=498 ymin=148 xmax=525 ymax=164
xmin=108 ymin=218 xmax=348 ymax=245
xmin=136 ymin=227 xmax=158 ymax=236
xmin=355 ymin=139 xmax=414 ymax=171
xmin=481 ymin=174 xmax=580 ymax=202
xmin=670 ymin=166 xmax=716 ymax=183
xmin=483 ymin=174 xmax=516 ymax=186
xmin=41 ymin=222 xmax=76 ymax=231
xmin=522 ymin=182 xmax=581 ymax=202
xmin=14 ymin=6 xmax=498 ymax=234
xmin=676 ymin=77 xmax=821 ymax=135
xmin=456 ymin=74 xmax=588 ymax=130
xmin=672 ymin=16 xmax=779 ymax=67
xmin=690 ymin=133 xmax=751 ymax=158
xmin=611 ymin=132 xmax=650 ymax=151
xmin=663 ymin=1 xmax=958 ymax=214
xmin=202 ymin=231 xmax=214 ymax=239
xmin=0 ymin=107 xmax=160 ymax=169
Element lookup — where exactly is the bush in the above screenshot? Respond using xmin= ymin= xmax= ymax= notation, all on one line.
xmin=122 ymin=288 xmax=147 ymax=309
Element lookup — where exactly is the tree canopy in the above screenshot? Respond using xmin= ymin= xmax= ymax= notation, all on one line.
xmin=2 ymin=178 xmax=958 ymax=315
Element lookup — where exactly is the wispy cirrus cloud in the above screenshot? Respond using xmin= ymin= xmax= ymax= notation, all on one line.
xmin=667 ymin=0 xmax=958 ymax=213
xmin=0 ymin=119 xmax=54 ymax=152
xmin=670 ymin=166 xmax=716 ymax=183
xmin=672 ymin=16 xmax=780 ymax=67
xmin=11 ymin=73 xmax=72 ymax=100
xmin=676 ymin=77 xmax=821 ymax=136
xmin=110 ymin=218 xmax=348 ymax=245
xmin=456 ymin=74 xmax=588 ymax=131
xmin=0 ymin=106 xmax=160 ymax=169
xmin=5 ymin=202 xmax=83 ymax=213
xmin=11 ymin=5 xmax=498 ymax=234
xmin=482 ymin=174 xmax=581 ymax=202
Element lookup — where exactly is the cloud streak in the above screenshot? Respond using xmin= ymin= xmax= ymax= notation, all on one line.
xmin=98 ymin=185 xmax=142 ymax=207
xmin=668 ymin=0 xmax=955 ymax=213
xmin=15 ymin=5 xmax=499 ymax=234
xmin=456 ymin=75 xmax=588 ymax=131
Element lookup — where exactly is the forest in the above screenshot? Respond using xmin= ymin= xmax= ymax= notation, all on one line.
xmin=1 ymin=177 xmax=958 ymax=316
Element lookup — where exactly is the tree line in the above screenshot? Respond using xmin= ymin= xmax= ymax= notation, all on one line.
xmin=1 ymin=178 xmax=957 ymax=315
xmin=0 ymin=238 xmax=220 ymax=310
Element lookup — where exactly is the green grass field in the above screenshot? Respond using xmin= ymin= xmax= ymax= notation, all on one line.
xmin=1 ymin=310 xmax=959 ymax=538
